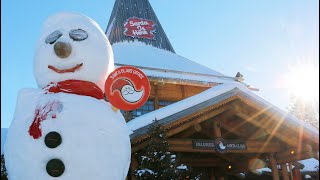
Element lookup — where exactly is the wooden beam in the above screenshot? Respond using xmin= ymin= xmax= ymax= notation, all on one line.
xmin=269 ymin=153 xmax=280 ymax=180
xmin=167 ymin=139 xmax=283 ymax=153
xmin=213 ymin=120 xmax=222 ymax=138
xmin=233 ymin=97 xmax=319 ymax=146
xmin=180 ymin=85 xmax=185 ymax=99
xmin=131 ymin=106 xmax=229 ymax=152
xmin=154 ymin=83 xmax=159 ymax=110
xmin=166 ymin=106 xmax=229 ymax=137
xmin=235 ymin=112 xmax=298 ymax=147
xmin=210 ymin=168 xmax=216 ymax=180
xmin=276 ymin=147 xmax=307 ymax=160
xmin=220 ymin=119 xmax=252 ymax=139
xmin=176 ymin=124 xmax=203 ymax=138
xmin=277 ymin=151 xmax=313 ymax=164
xmin=289 ymin=162 xmax=293 ymax=180
xmin=281 ymin=163 xmax=289 ymax=180
xmin=231 ymin=102 xmax=300 ymax=146
xmin=149 ymin=78 xmax=218 ymax=88
xmin=248 ymin=128 xmax=268 ymax=140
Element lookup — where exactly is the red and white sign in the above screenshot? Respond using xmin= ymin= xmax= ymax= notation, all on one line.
xmin=123 ymin=17 xmax=156 ymax=39
xmin=105 ymin=66 xmax=150 ymax=111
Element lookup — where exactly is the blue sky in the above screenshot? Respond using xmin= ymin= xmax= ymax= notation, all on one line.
xmin=1 ymin=0 xmax=319 ymax=128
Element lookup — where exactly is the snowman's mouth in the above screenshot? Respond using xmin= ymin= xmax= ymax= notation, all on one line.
xmin=48 ymin=63 xmax=83 ymax=73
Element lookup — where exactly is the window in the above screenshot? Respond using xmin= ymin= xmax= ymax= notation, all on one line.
xmin=158 ymin=101 xmax=174 ymax=108
xmin=131 ymin=100 xmax=154 ymax=118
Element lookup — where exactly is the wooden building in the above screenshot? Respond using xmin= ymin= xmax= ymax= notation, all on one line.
xmin=106 ymin=0 xmax=319 ymax=179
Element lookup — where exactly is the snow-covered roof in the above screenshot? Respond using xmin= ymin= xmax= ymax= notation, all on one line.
xmin=299 ymin=158 xmax=319 ymax=172
xmin=257 ymin=158 xmax=319 ymax=173
xmin=128 ymin=83 xmax=319 ymax=140
xmin=112 ymin=42 xmax=226 ymax=77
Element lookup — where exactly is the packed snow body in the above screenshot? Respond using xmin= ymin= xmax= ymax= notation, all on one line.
xmin=5 ymin=89 xmax=131 ymax=180
xmin=4 ymin=12 xmax=130 ymax=180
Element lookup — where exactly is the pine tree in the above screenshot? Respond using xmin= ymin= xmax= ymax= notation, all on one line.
xmin=135 ymin=119 xmax=189 ymax=180
xmin=1 ymin=154 xmax=8 ymax=180
xmin=288 ymin=95 xmax=319 ymax=129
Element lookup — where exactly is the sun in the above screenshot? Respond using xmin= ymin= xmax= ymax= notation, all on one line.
xmin=284 ymin=63 xmax=319 ymax=102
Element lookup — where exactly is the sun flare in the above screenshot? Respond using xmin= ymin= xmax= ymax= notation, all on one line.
xmin=284 ymin=63 xmax=319 ymax=102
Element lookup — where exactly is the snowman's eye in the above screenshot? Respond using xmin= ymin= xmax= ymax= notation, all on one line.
xmin=69 ymin=29 xmax=88 ymax=41
xmin=45 ymin=30 xmax=63 ymax=44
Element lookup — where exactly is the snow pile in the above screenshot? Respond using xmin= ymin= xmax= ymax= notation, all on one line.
xmin=305 ymin=174 xmax=312 ymax=179
xmin=257 ymin=158 xmax=319 ymax=173
xmin=115 ymin=64 xmax=237 ymax=84
xmin=112 ymin=41 xmax=225 ymax=76
xmin=299 ymin=158 xmax=319 ymax=172
xmin=177 ymin=165 xmax=188 ymax=170
xmin=136 ymin=169 xmax=155 ymax=176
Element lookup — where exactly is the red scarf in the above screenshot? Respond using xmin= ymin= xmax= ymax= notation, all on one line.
xmin=28 ymin=80 xmax=104 ymax=139
xmin=44 ymin=79 xmax=104 ymax=99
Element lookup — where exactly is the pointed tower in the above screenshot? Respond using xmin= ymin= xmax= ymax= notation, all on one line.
xmin=106 ymin=0 xmax=175 ymax=53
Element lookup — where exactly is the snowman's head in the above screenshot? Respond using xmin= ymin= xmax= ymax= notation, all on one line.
xmin=34 ymin=12 xmax=114 ymax=91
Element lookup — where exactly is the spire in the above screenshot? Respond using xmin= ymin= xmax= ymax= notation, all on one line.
xmin=106 ymin=0 xmax=175 ymax=53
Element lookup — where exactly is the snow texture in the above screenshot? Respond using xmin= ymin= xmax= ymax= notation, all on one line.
xmin=299 ymin=158 xmax=319 ymax=172
xmin=34 ymin=12 xmax=114 ymax=91
xmin=4 ymin=89 xmax=131 ymax=180
xmin=177 ymin=165 xmax=188 ymax=170
xmin=257 ymin=158 xmax=319 ymax=173
xmin=115 ymin=64 xmax=237 ymax=85
xmin=112 ymin=41 xmax=225 ymax=76
xmin=4 ymin=12 xmax=130 ymax=180
xmin=305 ymin=174 xmax=312 ymax=179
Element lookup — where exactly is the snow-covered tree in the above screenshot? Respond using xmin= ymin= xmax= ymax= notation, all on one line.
xmin=288 ymin=95 xmax=319 ymax=129
xmin=135 ymin=119 xmax=189 ymax=180
xmin=1 ymin=154 xmax=8 ymax=180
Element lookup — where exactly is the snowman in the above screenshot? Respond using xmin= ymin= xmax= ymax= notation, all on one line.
xmin=4 ymin=12 xmax=131 ymax=180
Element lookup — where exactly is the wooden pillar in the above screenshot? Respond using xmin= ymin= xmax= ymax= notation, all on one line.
xmin=314 ymin=151 xmax=319 ymax=160
xmin=210 ymin=168 xmax=216 ymax=180
xmin=130 ymin=154 xmax=138 ymax=180
xmin=180 ymin=85 xmax=185 ymax=99
xmin=269 ymin=153 xmax=279 ymax=180
xmin=288 ymin=163 xmax=293 ymax=180
xmin=281 ymin=163 xmax=289 ymax=180
xmin=213 ymin=120 xmax=222 ymax=138
xmin=154 ymin=83 xmax=159 ymax=110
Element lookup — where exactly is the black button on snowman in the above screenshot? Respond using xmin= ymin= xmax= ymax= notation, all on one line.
xmin=45 ymin=131 xmax=62 ymax=148
xmin=45 ymin=131 xmax=64 ymax=177
xmin=46 ymin=158 xmax=65 ymax=177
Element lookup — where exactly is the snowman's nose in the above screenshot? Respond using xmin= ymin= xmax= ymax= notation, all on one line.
xmin=54 ymin=41 xmax=72 ymax=58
